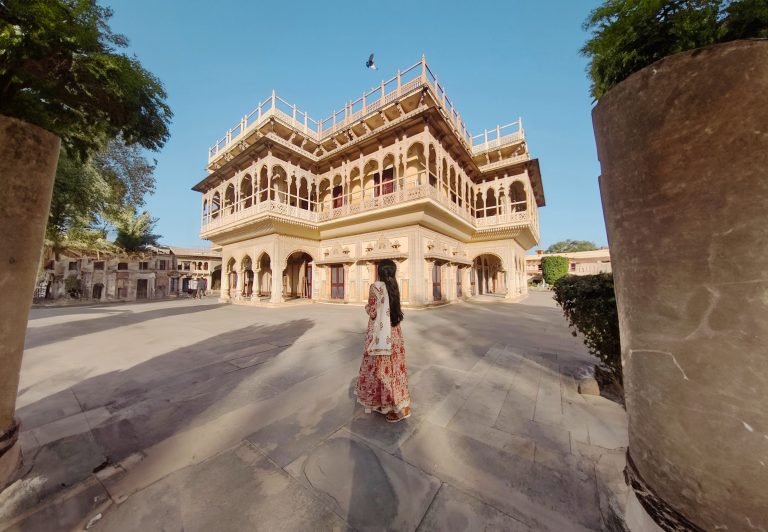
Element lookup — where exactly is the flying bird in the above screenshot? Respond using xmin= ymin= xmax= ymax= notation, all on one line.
xmin=365 ymin=53 xmax=377 ymax=71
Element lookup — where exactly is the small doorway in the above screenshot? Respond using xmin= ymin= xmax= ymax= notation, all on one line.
xmin=432 ymin=263 xmax=442 ymax=301
xmin=136 ymin=279 xmax=148 ymax=299
xmin=92 ymin=283 xmax=103 ymax=300
xmin=331 ymin=265 xmax=344 ymax=300
xmin=456 ymin=271 xmax=462 ymax=298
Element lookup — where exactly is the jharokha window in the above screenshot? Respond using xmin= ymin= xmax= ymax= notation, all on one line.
xmin=374 ymin=168 xmax=394 ymax=197
xmin=332 ymin=185 xmax=344 ymax=208
xmin=330 ymin=265 xmax=344 ymax=299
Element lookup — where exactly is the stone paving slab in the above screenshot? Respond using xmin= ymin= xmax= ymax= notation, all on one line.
xmin=94 ymin=443 xmax=350 ymax=532
xmin=399 ymin=420 xmax=600 ymax=531
xmin=416 ymin=483 xmax=534 ymax=532
xmin=5 ymin=292 xmax=628 ymax=531
xmin=285 ymin=429 xmax=441 ymax=531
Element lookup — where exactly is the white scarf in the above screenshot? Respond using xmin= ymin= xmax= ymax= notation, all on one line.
xmin=367 ymin=281 xmax=393 ymax=356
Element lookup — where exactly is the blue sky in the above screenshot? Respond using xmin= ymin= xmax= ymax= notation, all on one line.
xmin=107 ymin=0 xmax=606 ymax=252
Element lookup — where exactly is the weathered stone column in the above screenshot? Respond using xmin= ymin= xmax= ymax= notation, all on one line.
xmin=0 ymin=115 xmax=60 ymax=489
xmin=592 ymin=41 xmax=768 ymax=531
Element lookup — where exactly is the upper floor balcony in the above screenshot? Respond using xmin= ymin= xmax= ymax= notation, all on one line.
xmin=206 ymin=57 xmax=525 ymax=166
xmin=200 ymin=172 xmax=540 ymax=245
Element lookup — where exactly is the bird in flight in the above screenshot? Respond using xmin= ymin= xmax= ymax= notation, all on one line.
xmin=365 ymin=53 xmax=377 ymax=71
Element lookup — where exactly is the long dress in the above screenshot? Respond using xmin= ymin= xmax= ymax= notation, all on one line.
xmin=355 ymin=283 xmax=411 ymax=414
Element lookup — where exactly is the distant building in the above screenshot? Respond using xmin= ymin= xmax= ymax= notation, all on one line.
xmin=525 ymin=249 xmax=611 ymax=283
xmin=193 ymin=57 xmax=545 ymax=306
xmin=35 ymin=246 xmax=222 ymax=302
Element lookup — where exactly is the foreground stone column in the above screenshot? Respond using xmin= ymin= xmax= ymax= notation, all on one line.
xmin=0 ymin=115 xmax=60 ymax=489
xmin=592 ymin=41 xmax=768 ymax=531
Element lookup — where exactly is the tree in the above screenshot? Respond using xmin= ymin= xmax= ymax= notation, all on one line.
xmin=546 ymin=240 xmax=598 ymax=253
xmin=541 ymin=256 xmax=570 ymax=285
xmin=0 ymin=0 xmax=172 ymax=160
xmin=582 ymin=0 xmax=768 ymax=99
xmin=113 ymin=208 xmax=161 ymax=252
xmin=46 ymin=137 xmax=158 ymax=256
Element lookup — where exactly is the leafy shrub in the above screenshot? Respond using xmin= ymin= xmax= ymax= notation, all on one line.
xmin=541 ymin=256 xmax=569 ymax=285
xmin=582 ymin=0 xmax=768 ymax=99
xmin=553 ymin=273 xmax=622 ymax=388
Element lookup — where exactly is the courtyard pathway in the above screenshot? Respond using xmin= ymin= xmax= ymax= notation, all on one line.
xmin=1 ymin=292 xmax=628 ymax=531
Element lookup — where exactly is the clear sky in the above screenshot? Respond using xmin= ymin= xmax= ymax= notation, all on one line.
xmin=106 ymin=0 xmax=606 ymax=253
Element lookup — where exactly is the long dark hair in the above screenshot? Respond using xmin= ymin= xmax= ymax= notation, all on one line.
xmin=377 ymin=259 xmax=404 ymax=327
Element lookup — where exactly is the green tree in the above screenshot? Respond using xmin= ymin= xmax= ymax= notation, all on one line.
xmin=46 ymin=137 xmax=158 ymax=256
xmin=113 ymin=208 xmax=161 ymax=252
xmin=546 ymin=240 xmax=598 ymax=253
xmin=0 ymin=0 xmax=172 ymax=160
xmin=541 ymin=256 xmax=570 ymax=285
xmin=582 ymin=0 xmax=768 ymax=99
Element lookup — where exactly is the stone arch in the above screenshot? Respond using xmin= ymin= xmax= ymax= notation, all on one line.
xmin=240 ymin=173 xmax=253 ymax=209
xmin=363 ymin=159 xmax=379 ymax=199
xmin=224 ymin=183 xmax=236 ymax=215
xmin=449 ymin=167 xmax=457 ymax=203
xmin=510 ymin=180 xmax=527 ymax=212
xmin=259 ymin=166 xmax=269 ymax=202
xmin=256 ymin=251 xmax=272 ymax=297
xmin=349 ymin=167 xmax=362 ymax=204
xmin=271 ymin=165 xmax=288 ymax=203
xmin=486 ymin=188 xmax=497 ymax=217
xmin=406 ymin=142 xmax=425 ymax=186
xmin=318 ymin=177 xmax=331 ymax=211
xmin=298 ymin=176 xmax=310 ymax=210
xmin=471 ymin=253 xmax=505 ymax=296
xmin=475 ymin=190 xmax=485 ymax=217
xmin=283 ymin=250 xmax=314 ymax=299
xmin=428 ymin=144 xmax=438 ymax=187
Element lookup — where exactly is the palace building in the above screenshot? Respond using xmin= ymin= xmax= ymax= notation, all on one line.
xmin=193 ymin=57 xmax=545 ymax=306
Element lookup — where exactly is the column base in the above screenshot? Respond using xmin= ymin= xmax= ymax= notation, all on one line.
xmin=0 ymin=418 xmax=22 ymax=491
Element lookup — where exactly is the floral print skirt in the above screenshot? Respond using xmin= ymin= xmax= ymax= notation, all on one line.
xmin=355 ymin=324 xmax=411 ymax=414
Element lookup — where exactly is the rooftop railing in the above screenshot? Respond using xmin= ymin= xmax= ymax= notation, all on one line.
xmin=207 ymin=57 xmax=525 ymax=163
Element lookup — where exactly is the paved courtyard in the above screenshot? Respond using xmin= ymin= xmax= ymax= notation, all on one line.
xmin=1 ymin=292 xmax=628 ymax=531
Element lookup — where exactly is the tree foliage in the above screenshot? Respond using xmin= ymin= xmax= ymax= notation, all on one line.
xmin=0 ymin=0 xmax=172 ymax=159
xmin=113 ymin=208 xmax=161 ymax=252
xmin=553 ymin=274 xmax=622 ymax=388
xmin=546 ymin=240 xmax=598 ymax=253
xmin=541 ymin=256 xmax=570 ymax=285
xmin=582 ymin=0 xmax=768 ymax=99
xmin=47 ymin=137 xmax=158 ymax=255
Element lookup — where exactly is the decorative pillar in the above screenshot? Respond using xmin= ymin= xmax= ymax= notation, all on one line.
xmin=0 ymin=116 xmax=60 ymax=489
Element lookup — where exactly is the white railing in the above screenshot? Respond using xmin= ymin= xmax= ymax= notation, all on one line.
xmin=471 ymin=121 xmax=525 ymax=154
xmin=201 ymin=180 xmax=535 ymax=236
xmin=477 ymin=154 xmax=531 ymax=172
xmin=207 ymin=57 xmax=527 ymax=164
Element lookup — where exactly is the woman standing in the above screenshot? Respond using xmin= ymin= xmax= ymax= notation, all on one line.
xmin=355 ymin=259 xmax=411 ymax=422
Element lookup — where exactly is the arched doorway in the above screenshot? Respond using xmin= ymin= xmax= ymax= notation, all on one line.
xmin=284 ymin=251 xmax=313 ymax=300
xmin=257 ymin=253 xmax=272 ymax=297
xmin=212 ymin=266 xmax=221 ymax=290
xmin=473 ymin=254 xmax=505 ymax=295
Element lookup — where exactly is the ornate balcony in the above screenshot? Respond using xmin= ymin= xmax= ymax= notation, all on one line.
xmin=200 ymin=177 xmax=538 ymax=244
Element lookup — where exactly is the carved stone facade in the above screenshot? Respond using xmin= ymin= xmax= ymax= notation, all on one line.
xmin=194 ymin=58 xmax=545 ymax=306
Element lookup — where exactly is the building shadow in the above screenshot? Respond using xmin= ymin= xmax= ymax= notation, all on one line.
xmin=24 ymin=301 xmax=223 ymax=349
xmin=12 ymin=319 xmax=313 ymax=519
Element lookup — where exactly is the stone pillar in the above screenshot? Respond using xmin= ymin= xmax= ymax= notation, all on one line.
xmin=592 ymin=41 xmax=768 ymax=531
xmin=0 ymin=115 xmax=60 ymax=489
xmin=220 ymin=264 xmax=230 ymax=302
xmin=270 ymin=249 xmax=283 ymax=304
